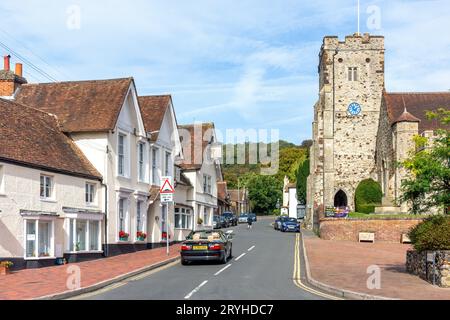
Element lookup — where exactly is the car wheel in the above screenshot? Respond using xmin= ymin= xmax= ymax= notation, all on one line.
xmin=181 ymin=259 xmax=189 ymax=265
xmin=229 ymin=246 xmax=232 ymax=259
xmin=221 ymin=251 xmax=227 ymax=264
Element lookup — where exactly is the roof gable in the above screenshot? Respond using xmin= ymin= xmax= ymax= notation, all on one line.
xmin=138 ymin=95 xmax=171 ymax=140
xmin=14 ymin=78 xmax=133 ymax=133
xmin=0 ymin=99 xmax=101 ymax=180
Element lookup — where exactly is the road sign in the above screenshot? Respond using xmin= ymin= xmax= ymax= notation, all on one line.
xmin=160 ymin=176 xmax=174 ymax=203
xmin=160 ymin=176 xmax=175 ymax=194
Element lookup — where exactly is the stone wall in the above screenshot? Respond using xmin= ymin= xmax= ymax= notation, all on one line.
xmin=406 ymin=250 xmax=450 ymax=288
xmin=319 ymin=217 xmax=423 ymax=242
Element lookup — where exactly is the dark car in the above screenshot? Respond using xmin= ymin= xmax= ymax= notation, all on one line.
xmin=280 ymin=217 xmax=300 ymax=232
xmin=219 ymin=215 xmax=229 ymax=228
xmin=180 ymin=229 xmax=233 ymax=265
xmin=274 ymin=215 xmax=288 ymax=230
xmin=248 ymin=213 xmax=257 ymax=222
xmin=222 ymin=212 xmax=238 ymax=226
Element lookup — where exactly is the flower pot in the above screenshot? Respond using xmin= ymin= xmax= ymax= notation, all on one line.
xmin=0 ymin=266 xmax=10 ymax=275
xmin=119 ymin=237 xmax=129 ymax=242
xmin=137 ymin=237 xmax=146 ymax=242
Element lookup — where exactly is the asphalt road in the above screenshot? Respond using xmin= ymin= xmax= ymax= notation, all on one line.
xmin=75 ymin=216 xmax=335 ymax=300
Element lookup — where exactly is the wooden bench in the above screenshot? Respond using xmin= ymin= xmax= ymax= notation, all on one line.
xmin=359 ymin=232 xmax=375 ymax=243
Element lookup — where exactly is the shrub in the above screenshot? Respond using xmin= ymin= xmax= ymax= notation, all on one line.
xmin=354 ymin=179 xmax=382 ymax=214
xmin=408 ymin=215 xmax=450 ymax=252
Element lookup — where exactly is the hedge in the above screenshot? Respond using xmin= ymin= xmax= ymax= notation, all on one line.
xmin=354 ymin=179 xmax=382 ymax=214
xmin=408 ymin=215 xmax=450 ymax=252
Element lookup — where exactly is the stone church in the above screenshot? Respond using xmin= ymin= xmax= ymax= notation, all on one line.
xmin=306 ymin=33 xmax=450 ymax=228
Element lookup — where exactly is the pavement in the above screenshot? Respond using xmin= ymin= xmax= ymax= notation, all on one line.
xmin=302 ymin=230 xmax=450 ymax=300
xmin=0 ymin=244 xmax=181 ymax=300
xmin=73 ymin=216 xmax=335 ymax=300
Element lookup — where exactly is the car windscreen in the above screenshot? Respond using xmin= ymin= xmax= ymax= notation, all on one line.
xmin=287 ymin=218 xmax=297 ymax=222
xmin=186 ymin=231 xmax=223 ymax=242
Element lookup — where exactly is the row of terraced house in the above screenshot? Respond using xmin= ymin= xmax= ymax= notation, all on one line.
xmin=0 ymin=56 xmax=232 ymax=269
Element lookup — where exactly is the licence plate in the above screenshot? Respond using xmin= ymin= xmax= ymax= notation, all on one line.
xmin=193 ymin=245 xmax=208 ymax=250
xmin=288 ymin=225 xmax=295 ymax=229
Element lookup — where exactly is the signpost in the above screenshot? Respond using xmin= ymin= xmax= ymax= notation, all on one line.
xmin=160 ymin=176 xmax=175 ymax=255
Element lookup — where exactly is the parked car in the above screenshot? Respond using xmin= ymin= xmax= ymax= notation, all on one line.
xmin=280 ymin=217 xmax=300 ymax=233
xmin=219 ymin=215 xmax=229 ymax=228
xmin=274 ymin=215 xmax=288 ymax=230
xmin=213 ymin=215 xmax=221 ymax=229
xmin=238 ymin=213 xmax=248 ymax=223
xmin=248 ymin=213 xmax=257 ymax=222
xmin=222 ymin=212 xmax=238 ymax=226
xmin=180 ymin=229 xmax=233 ymax=265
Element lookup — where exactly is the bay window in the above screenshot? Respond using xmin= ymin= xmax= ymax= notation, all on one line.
xmin=175 ymin=207 xmax=192 ymax=229
xmin=118 ymin=198 xmax=129 ymax=240
xmin=25 ymin=219 xmax=54 ymax=258
xmin=67 ymin=218 xmax=100 ymax=252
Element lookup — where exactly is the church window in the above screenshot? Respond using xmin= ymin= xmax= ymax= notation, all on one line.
xmin=348 ymin=67 xmax=358 ymax=81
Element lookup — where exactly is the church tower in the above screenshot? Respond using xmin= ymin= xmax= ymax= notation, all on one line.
xmin=307 ymin=33 xmax=385 ymax=226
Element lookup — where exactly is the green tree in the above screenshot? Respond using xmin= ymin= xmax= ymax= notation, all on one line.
xmin=246 ymin=175 xmax=282 ymax=215
xmin=400 ymin=108 xmax=450 ymax=214
xmin=296 ymin=159 xmax=310 ymax=204
xmin=354 ymin=179 xmax=382 ymax=214
xmin=275 ymin=147 xmax=307 ymax=182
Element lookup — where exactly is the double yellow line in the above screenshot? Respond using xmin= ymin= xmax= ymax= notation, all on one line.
xmin=293 ymin=233 xmax=343 ymax=300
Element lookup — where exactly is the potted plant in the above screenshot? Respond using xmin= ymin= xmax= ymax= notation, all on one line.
xmin=119 ymin=230 xmax=129 ymax=241
xmin=197 ymin=217 xmax=203 ymax=225
xmin=136 ymin=231 xmax=147 ymax=241
xmin=0 ymin=261 xmax=13 ymax=275
xmin=161 ymin=232 xmax=171 ymax=241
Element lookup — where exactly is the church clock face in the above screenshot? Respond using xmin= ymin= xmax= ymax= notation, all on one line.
xmin=348 ymin=102 xmax=361 ymax=116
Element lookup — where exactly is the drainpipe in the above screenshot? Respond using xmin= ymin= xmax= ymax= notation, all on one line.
xmin=102 ymin=182 xmax=108 ymax=257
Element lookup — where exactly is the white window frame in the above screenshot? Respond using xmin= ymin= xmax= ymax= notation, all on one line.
xmin=0 ymin=165 xmax=5 ymax=195
xmin=203 ymin=174 xmax=208 ymax=193
xmin=165 ymin=151 xmax=171 ymax=176
xmin=135 ymin=199 xmax=146 ymax=241
xmin=117 ymin=132 xmax=129 ymax=178
xmin=85 ymin=182 xmax=96 ymax=205
xmin=66 ymin=218 xmax=101 ymax=253
xmin=24 ymin=218 xmax=55 ymax=260
xmin=207 ymin=176 xmax=212 ymax=194
xmin=118 ymin=197 xmax=130 ymax=241
xmin=138 ymin=142 xmax=146 ymax=182
xmin=175 ymin=207 xmax=192 ymax=230
xmin=348 ymin=67 xmax=358 ymax=81
xmin=40 ymin=174 xmax=54 ymax=200
xmin=151 ymin=147 xmax=159 ymax=185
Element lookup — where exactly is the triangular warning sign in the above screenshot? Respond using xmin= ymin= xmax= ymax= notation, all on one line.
xmin=160 ymin=179 xmax=175 ymax=194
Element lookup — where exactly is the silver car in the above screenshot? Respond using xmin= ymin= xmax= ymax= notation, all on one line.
xmin=238 ymin=214 xmax=248 ymax=223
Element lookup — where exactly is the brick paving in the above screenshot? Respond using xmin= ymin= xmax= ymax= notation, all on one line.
xmin=0 ymin=244 xmax=181 ymax=300
xmin=303 ymin=233 xmax=450 ymax=300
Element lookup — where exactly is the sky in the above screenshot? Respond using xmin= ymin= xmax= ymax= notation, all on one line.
xmin=1 ymin=0 xmax=449 ymax=144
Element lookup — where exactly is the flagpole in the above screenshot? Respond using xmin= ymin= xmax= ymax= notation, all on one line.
xmin=357 ymin=0 xmax=360 ymax=35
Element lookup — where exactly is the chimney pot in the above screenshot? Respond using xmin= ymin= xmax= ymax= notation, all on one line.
xmin=4 ymin=55 xmax=11 ymax=71
xmin=15 ymin=63 xmax=23 ymax=77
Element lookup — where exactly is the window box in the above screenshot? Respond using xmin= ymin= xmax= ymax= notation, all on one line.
xmin=136 ymin=231 xmax=147 ymax=242
xmin=119 ymin=230 xmax=129 ymax=241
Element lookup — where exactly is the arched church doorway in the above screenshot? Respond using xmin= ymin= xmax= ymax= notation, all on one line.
xmin=334 ymin=190 xmax=348 ymax=207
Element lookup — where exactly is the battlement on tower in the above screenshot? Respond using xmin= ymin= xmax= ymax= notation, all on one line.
xmin=322 ymin=33 xmax=384 ymax=51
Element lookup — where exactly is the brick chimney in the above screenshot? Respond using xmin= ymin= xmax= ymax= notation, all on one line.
xmin=0 ymin=55 xmax=27 ymax=97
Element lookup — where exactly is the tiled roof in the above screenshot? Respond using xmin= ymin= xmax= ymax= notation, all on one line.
xmin=178 ymin=123 xmax=215 ymax=170
xmin=383 ymin=92 xmax=450 ymax=132
xmin=138 ymin=95 xmax=171 ymax=141
xmin=14 ymin=78 xmax=133 ymax=133
xmin=393 ymin=109 xmax=421 ymax=124
xmin=0 ymin=98 xmax=102 ymax=180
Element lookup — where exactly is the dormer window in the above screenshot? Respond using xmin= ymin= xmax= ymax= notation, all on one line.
xmin=348 ymin=67 xmax=358 ymax=81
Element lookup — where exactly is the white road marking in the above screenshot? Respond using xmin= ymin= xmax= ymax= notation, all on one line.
xmin=214 ymin=263 xmax=232 ymax=276
xmin=235 ymin=253 xmax=246 ymax=261
xmin=184 ymin=280 xmax=208 ymax=299
xmin=248 ymin=245 xmax=255 ymax=252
